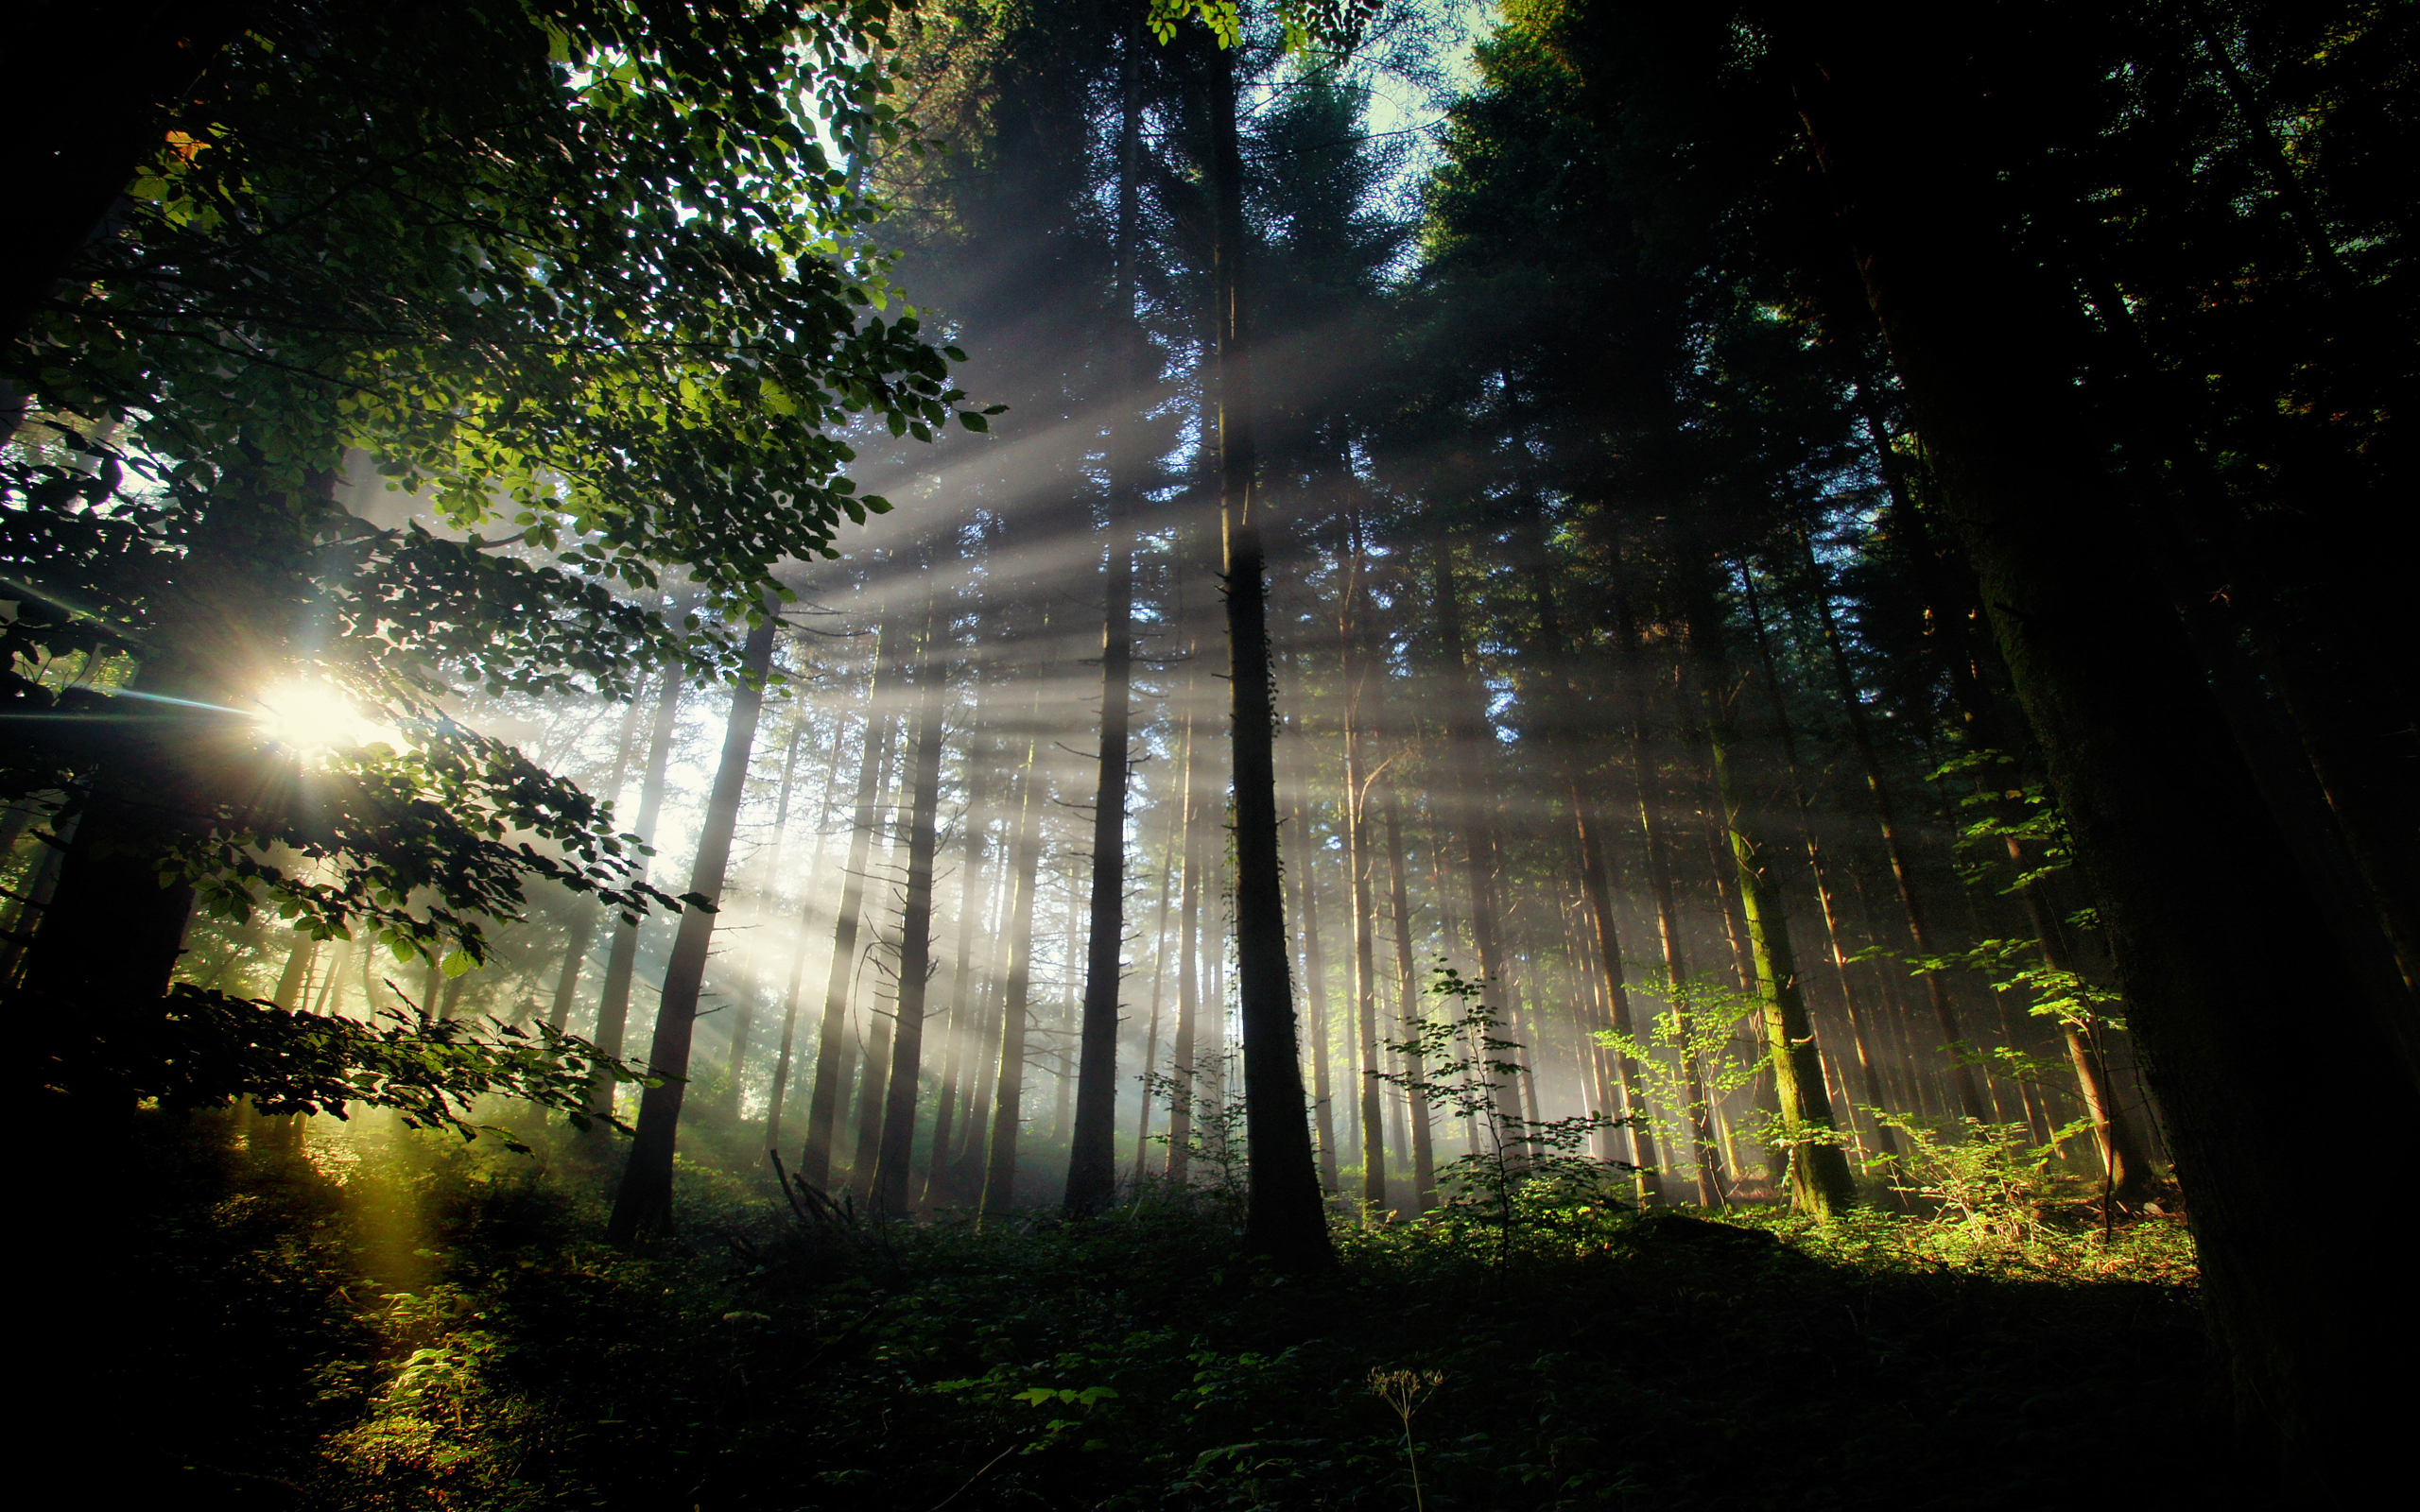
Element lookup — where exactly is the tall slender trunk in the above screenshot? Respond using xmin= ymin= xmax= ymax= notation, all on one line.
xmin=979 ymin=647 xmax=1052 ymax=1216
xmin=1342 ymin=547 xmax=1388 ymax=1210
xmin=1166 ymin=702 xmax=1204 ymax=1186
xmin=797 ymin=609 xmax=905 ymax=1187
xmin=923 ymin=664 xmax=997 ymax=1202
xmin=1290 ymin=780 xmax=1340 ymax=1192
xmin=588 ymin=662 xmax=686 ymax=1124
xmin=550 ymin=690 xmax=648 ymax=1033
xmin=1510 ymin=497 xmax=1663 ymax=1196
xmin=873 ymin=593 xmax=950 ymax=1213
xmin=1380 ymin=788 xmax=1436 ymax=1210
xmin=1063 ymin=7 xmax=1149 ymax=1220
xmin=1204 ymin=42 xmax=1328 ymax=1267
xmin=1736 ymin=563 xmax=1898 ymax=1165
xmin=608 ymin=607 xmax=780 ymax=1244
xmin=1132 ymin=790 xmax=1184 ymax=1185
xmin=847 ymin=737 xmax=909 ymax=1194
xmin=1784 ymin=24 xmax=2420 ymax=1465
xmin=1678 ymin=550 xmax=1857 ymax=1218
xmin=767 ymin=707 xmax=847 ymax=1153
xmin=719 ymin=710 xmax=804 ymax=1122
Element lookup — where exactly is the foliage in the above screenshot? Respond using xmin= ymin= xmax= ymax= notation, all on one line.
xmin=71 ymin=1113 xmax=2233 ymax=1508
xmin=1860 ymin=1113 xmax=2117 ymax=1265
xmin=1596 ymin=969 xmax=1772 ymax=1185
xmin=42 ymin=984 xmax=653 ymax=1147
xmin=3 ymin=0 xmax=976 ymax=971
xmin=1142 ymin=1059 xmax=1253 ymax=1218
xmin=1387 ymin=965 xmax=1634 ymax=1259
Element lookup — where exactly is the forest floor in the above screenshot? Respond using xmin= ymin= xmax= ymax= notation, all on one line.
xmin=55 ymin=1112 xmax=2257 ymax=1511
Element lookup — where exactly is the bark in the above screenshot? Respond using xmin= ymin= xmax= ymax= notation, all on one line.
xmin=607 ymin=606 xmax=780 ymax=1245
xmin=796 ymin=611 xmax=904 ymax=1187
xmin=1678 ymin=550 xmax=1857 ymax=1218
xmin=1291 ymin=782 xmax=1341 ymax=1192
xmin=1205 ymin=44 xmax=1329 ymax=1266
xmin=1781 ymin=10 xmax=2420 ymax=1468
xmin=873 ymin=593 xmax=950 ymax=1213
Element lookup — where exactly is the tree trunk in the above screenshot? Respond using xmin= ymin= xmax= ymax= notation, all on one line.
xmin=717 ymin=708 xmax=805 ymax=1123
xmin=587 ymin=663 xmax=686 ymax=1124
xmin=979 ymin=654 xmax=1052 ymax=1216
xmin=552 ymin=689 xmax=650 ymax=1034
xmin=1426 ymin=552 xmax=1526 ymax=1138
xmin=1679 ymin=549 xmax=1857 ymax=1218
xmin=797 ymin=610 xmax=905 ymax=1187
xmin=1380 ymin=788 xmax=1436 ymax=1210
xmin=1783 ymin=11 xmax=2420 ymax=1468
xmin=607 ymin=606 xmax=780 ymax=1244
xmin=767 ymin=707 xmax=847 ymax=1154
xmin=1342 ymin=548 xmax=1389 ymax=1211
xmin=1204 ymin=42 xmax=1328 ymax=1266
xmin=873 ymin=593 xmax=950 ymax=1213
xmin=1736 ymin=562 xmax=1899 ymax=1166
xmin=1132 ymin=790 xmax=1184 ymax=1185
xmin=1166 ymin=703 xmax=1204 ymax=1187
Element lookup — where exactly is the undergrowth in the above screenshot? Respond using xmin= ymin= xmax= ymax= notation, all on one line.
xmin=54 ymin=1109 xmax=2254 ymax=1510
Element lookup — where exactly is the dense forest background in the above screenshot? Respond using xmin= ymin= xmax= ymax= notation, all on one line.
xmin=7 ymin=0 xmax=2412 ymax=1504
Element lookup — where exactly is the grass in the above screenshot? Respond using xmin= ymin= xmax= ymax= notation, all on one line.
xmin=48 ymin=1108 xmax=2256 ymax=1510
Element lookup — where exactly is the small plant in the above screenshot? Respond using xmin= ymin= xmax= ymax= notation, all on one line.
xmin=1866 ymin=1112 xmax=2090 ymax=1254
xmin=1385 ymin=966 xmax=1633 ymax=1261
xmin=1596 ymin=969 xmax=1772 ymax=1195
xmin=1368 ymin=1366 xmax=1445 ymax=1511
xmin=1141 ymin=1055 xmax=1251 ymax=1217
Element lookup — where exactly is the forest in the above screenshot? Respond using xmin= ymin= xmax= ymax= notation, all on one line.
xmin=6 ymin=0 xmax=2412 ymax=1505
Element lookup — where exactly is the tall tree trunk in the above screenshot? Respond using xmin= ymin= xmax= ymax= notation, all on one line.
xmin=587 ymin=663 xmax=686 ymax=1124
xmin=873 ymin=593 xmax=950 ymax=1213
xmin=767 ymin=707 xmax=847 ymax=1153
xmin=608 ymin=607 xmax=780 ymax=1244
xmin=1380 ymin=788 xmax=1436 ymax=1210
xmin=548 ymin=688 xmax=648 ymax=1034
xmin=1427 ymin=552 xmax=1525 ymax=1138
xmin=979 ymin=654 xmax=1052 ymax=1217
xmin=847 ymin=735 xmax=910 ymax=1194
xmin=1342 ymin=547 xmax=1389 ymax=1211
xmin=1510 ymin=495 xmax=1663 ymax=1196
xmin=1204 ymin=42 xmax=1329 ymax=1268
xmin=1132 ymin=790 xmax=1184 ymax=1185
xmin=1678 ymin=550 xmax=1857 ymax=1218
xmin=1736 ymin=563 xmax=1900 ymax=1165
xmin=1166 ymin=702 xmax=1205 ymax=1187
xmin=1293 ymin=788 xmax=1341 ymax=1193
xmin=797 ymin=610 xmax=905 ymax=1188
xmin=717 ymin=709 xmax=804 ymax=1123
xmin=1063 ymin=5 xmax=1150 ymax=1221
xmin=923 ymin=662 xmax=998 ymax=1202
xmin=1783 ymin=14 xmax=2420 ymax=1467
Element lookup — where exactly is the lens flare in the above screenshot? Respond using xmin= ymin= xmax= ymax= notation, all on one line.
xmin=256 ymin=680 xmax=380 ymax=751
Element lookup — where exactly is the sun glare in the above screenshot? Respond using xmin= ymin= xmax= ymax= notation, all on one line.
xmin=256 ymin=680 xmax=382 ymax=751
